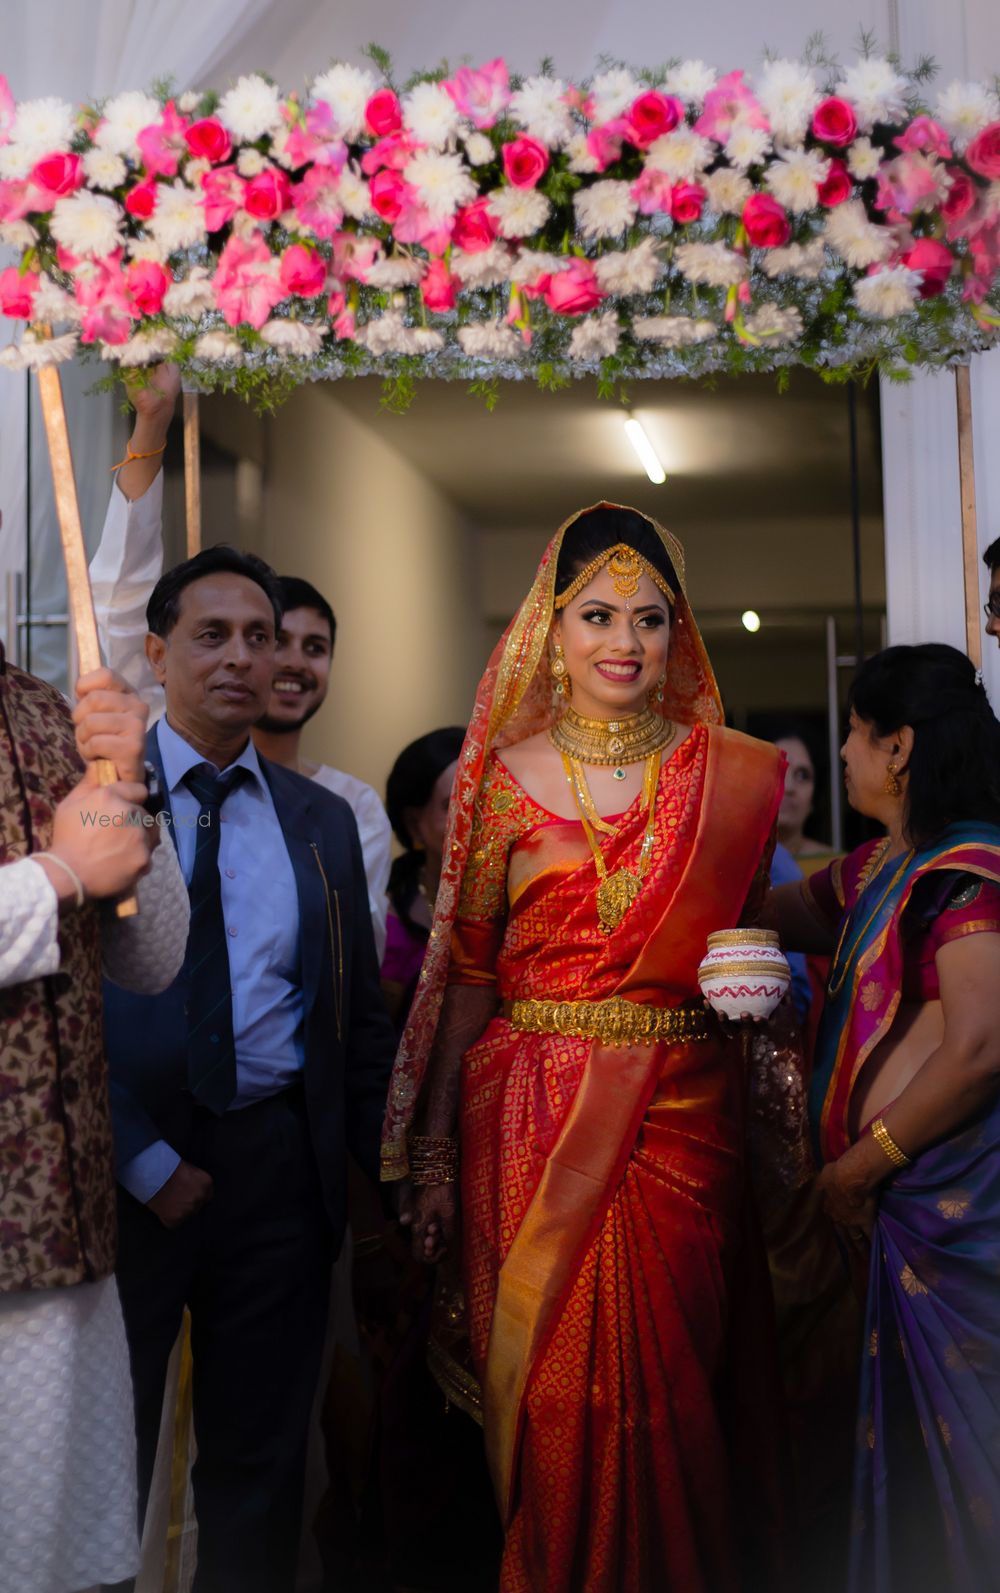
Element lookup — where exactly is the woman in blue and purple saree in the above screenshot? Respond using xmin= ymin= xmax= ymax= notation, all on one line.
xmin=770 ymin=643 xmax=1000 ymax=1593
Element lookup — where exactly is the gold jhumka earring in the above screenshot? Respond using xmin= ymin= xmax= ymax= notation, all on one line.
xmin=648 ymin=672 xmax=666 ymax=706
xmin=885 ymin=761 xmax=901 ymax=797
xmin=550 ymin=642 xmax=570 ymax=697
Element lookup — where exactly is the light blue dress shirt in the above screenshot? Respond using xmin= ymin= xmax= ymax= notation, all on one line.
xmin=118 ymin=718 xmax=304 ymax=1203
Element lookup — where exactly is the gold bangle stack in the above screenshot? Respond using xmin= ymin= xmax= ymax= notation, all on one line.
xmin=870 ymin=1116 xmax=911 ymax=1169
xmin=408 ymin=1134 xmax=459 ymax=1186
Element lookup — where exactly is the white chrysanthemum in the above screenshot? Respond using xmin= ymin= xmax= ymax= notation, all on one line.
xmin=106 ymin=328 xmax=179 ymax=364
xmin=632 ymin=314 xmax=717 ymax=346
xmin=724 ymin=122 xmax=772 ymax=170
xmin=402 ymin=82 xmax=461 ymax=149
xmin=743 ymin=303 xmax=803 ymax=343
xmin=590 ymin=69 xmax=639 ymax=124
xmin=674 ymin=241 xmax=747 ymax=287
xmin=0 ymin=143 xmax=38 ymax=183
xmin=464 ymin=132 xmax=495 ymax=166
xmin=853 ymin=265 xmax=920 ymax=317
xmin=11 ymin=97 xmax=76 ymax=157
xmin=703 ymin=167 xmax=752 ymax=214
xmin=756 ymin=60 xmax=820 ymax=146
xmin=457 ymin=322 xmax=523 ymax=357
xmin=311 ymin=64 xmax=376 ymax=141
xmin=32 ymin=277 xmax=80 ymax=325
xmin=259 ymin=318 xmax=325 ymax=355
xmin=148 ymin=181 xmax=206 ymax=253
xmin=403 ymin=150 xmax=476 ymax=221
xmin=509 ymin=76 xmax=574 ymax=147
xmin=663 ymin=60 xmax=717 ymax=106
xmin=95 ymin=91 xmax=161 ymax=158
xmin=81 ymin=149 xmax=126 ymax=190
xmin=823 ymin=199 xmax=893 ymax=268
xmin=511 ymin=248 xmax=566 ymax=286
xmin=217 ymin=75 xmax=283 ymax=142
xmin=594 ymin=237 xmax=662 ymax=295
xmin=195 ymin=330 xmax=244 ymax=362
xmin=366 ymin=257 xmax=425 ymax=288
xmin=185 ymin=157 xmax=210 ymax=185
xmin=835 ymin=58 xmax=908 ymax=133
xmin=126 ymin=238 xmax=169 ymax=264
xmin=574 ymin=178 xmax=637 ymax=240
xmin=336 ymin=164 xmax=372 ymax=221
xmin=761 ymin=238 xmax=827 ymax=279
xmin=568 ymin=311 xmax=620 ymax=360
xmin=50 ymin=191 xmax=124 ymax=258
xmin=566 ymin=132 xmax=602 ymax=175
xmin=0 ymin=219 xmax=38 ymax=248
xmin=645 ymin=127 xmax=713 ymax=181
xmin=164 ymin=268 xmax=216 ymax=318
xmin=934 ymin=79 xmax=1000 ymax=152
xmin=361 ymin=310 xmax=444 ymax=355
xmin=766 ymin=148 xmax=829 ymax=213
xmin=451 ymin=243 xmax=513 ymax=287
xmin=237 ymin=148 xmax=267 ymax=178
xmin=487 ymin=186 xmax=550 ymax=239
xmin=0 ymin=330 xmax=78 ymax=370
xmin=178 ymin=91 xmax=202 ymax=114
xmin=847 ymin=137 xmax=882 ymax=181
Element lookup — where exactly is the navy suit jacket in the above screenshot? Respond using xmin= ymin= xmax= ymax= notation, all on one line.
xmin=103 ymin=723 xmax=395 ymax=1249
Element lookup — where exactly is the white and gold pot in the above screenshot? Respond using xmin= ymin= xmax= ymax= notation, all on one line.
xmin=697 ymin=928 xmax=791 ymax=1022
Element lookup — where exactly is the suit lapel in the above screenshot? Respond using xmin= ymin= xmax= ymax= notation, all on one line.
xmin=261 ymin=760 xmax=327 ymax=1019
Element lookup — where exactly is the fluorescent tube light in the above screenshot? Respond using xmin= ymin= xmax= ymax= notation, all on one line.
xmin=623 ymin=416 xmax=666 ymax=485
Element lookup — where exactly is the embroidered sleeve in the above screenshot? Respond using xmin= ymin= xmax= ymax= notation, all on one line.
xmin=456 ymin=759 xmax=528 ymax=925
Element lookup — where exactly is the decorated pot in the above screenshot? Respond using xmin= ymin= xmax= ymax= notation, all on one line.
xmin=697 ymin=928 xmax=791 ymax=1022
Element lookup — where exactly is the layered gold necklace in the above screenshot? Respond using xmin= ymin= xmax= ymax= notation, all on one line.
xmin=550 ymin=705 xmax=675 ymax=781
xmin=561 ymin=750 xmax=662 ymax=934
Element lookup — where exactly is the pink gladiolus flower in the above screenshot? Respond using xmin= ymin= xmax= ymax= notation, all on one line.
xmin=212 ymin=234 xmax=284 ymax=328
xmin=0 ymin=179 xmax=31 ymax=224
xmin=452 ymin=196 xmax=499 ymax=253
xmin=631 ymin=168 xmax=673 ymax=215
xmin=502 ymin=136 xmax=549 ymax=189
xmin=201 ymin=166 xmax=245 ymax=231
xmin=279 ymin=243 xmax=326 ymax=297
xmin=283 ymin=104 xmax=348 ymax=171
xmin=421 ymin=258 xmax=460 ymax=311
xmin=695 ymin=70 xmax=768 ymax=143
xmin=896 ymin=116 xmax=952 ymax=160
xmin=586 ymin=122 xmax=627 ymax=172
xmin=818 ymin=159 xmax=852 ymax=207
xmin=330 ymin=232 xmax=381 ymax=284
xmin=184 ymin=117 xmax=231 ymax=164
xmin=544 ymin=259 xmax=603 ymax=316
xmin=28 ymin=152 xmax=83 ymax=203
xmin=76 ymin=256 xmax=135 ymax=345
xmin=965 ymin=121 xmax=1000 ymax=180
xmin=445 ymin=58 xmax=511 ymax=129
xmin=365 ymin=89 xmax=403 ymax=138
xmin=125 ymin=259 xmax=171 ymax=314
xmin=361 ymin=132 xmax=418 ymax=176
xmin=742 ymin=192 xmax=791 ymax=247
xmin=291 ymin=165 xmax=344 ymax=240
xmin=370 ymin=168 xmax=410 ymax=223
xmin=563 ymin=85 xmax=594 ymax=118
xmin=392 ymin=198 xmax=453 ymax=255
xmin=0 ymin=75 xmax=14 ymax=144
xmin=244 ymin=167 xmax=292 ymax=220
xmin=811 ymin=97 xmax=858 ymax=147
xmin=125 ymin=178 xmax=158 ymax=220
xmin=626 ymin=92 xmax=683 ymax=149
xmin=900 ymin=237 xmax=953 ymax=297
xmin=137 ymin=100 xmax=189 ymax=178
xmin=875 ymin=153 xmax=942 ymax=218
xmin=326 ymin=290 xmax=356 ymax=339
xmin=0 ymin=266 xmax=39 ymax=318
xmin=670 ymin=180 xmax=706 ymax=223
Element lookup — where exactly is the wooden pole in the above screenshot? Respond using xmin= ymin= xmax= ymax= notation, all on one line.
xmin=956 ymin=363 xmax=983 ymax=670
xmin=183 ymin=391 xmax=202 ymax=557
xmin=36 ymin=357 xmax=138 ymax=915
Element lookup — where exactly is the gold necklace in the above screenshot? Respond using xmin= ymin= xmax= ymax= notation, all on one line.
xmin=826 ymin=840 xmax=915 ymax=998
xmin=550 ymin=706 xmax=675 ymax=781
xmin=561 ymin=750 xmax=661 ymax=934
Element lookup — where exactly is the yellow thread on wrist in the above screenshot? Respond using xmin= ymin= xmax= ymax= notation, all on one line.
xmin=110 ymin=442 xmax=167 ymax=474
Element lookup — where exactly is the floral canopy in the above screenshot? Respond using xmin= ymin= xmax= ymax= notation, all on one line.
xmin=1 ymin=46 xmax=999 ymax=407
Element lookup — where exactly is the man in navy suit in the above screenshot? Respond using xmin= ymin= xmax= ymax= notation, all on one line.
xmin=102 ymin=543 xmax=395 ymax=1593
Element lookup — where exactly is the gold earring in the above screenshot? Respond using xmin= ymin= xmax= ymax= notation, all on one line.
xmin=885 ymin=761 xmax=901 ymax=797
xmin=648 ymin=671 xmax=666 ymax=706
xmin=550 ymin=643 xmax=570 ymax=698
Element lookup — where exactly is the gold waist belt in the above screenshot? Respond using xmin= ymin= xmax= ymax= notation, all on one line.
xmin=505 ymin=996 xmax=711 ymax=1047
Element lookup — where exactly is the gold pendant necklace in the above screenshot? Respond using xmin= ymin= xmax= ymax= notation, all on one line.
xmin=826 ymin=840 xmax=914 ymax=998
xmin=561 ymin=750 xmax=661 ymax=934
xmin=550 ymin=705 xmax=675 ymax=781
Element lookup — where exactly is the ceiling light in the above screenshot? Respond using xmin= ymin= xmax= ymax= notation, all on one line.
xmin=623 ymin=415 xmax=666 ymax=485
xmin=741 ymin=610 xmax=761 ymax=633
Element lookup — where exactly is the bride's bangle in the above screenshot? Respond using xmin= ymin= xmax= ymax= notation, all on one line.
xmin=409 ymin=1134 xmax=459 ymax=1186
xmin=870 ymin=1116 xmax=911 ymax=1169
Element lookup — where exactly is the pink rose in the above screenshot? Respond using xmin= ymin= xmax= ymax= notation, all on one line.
xmin=543 ymin=259 xmax=603 ymax=316
xmin=421 ymin=258 xmax=460 ymax=312
xmin=670 ymin=180 xmax=706 ymax=224
xmin=965 ymin=121 xmax=1000 ymax=180
xmin=452 ymin=196 xmax=499 ymax=253
xmin=184 ymin=117 xmax=231 ymax=165
xmin=901 ymin=237 xmax=953 ymax=297
xmin=626 ymin=91 xmax=683 ymax=149
xmin=28 ymin=151 xmax=83 ymax=200
xmin=501 ymin=136 xmax=549 ymax=189
xmin=125 ymin=259 xmax=171 ymax=314
xmin=631 ymin=168 xmax=673 ymax=215
xmin=942 ymin=166 xmax=977 ymax=226
xmin=895 ymin=116 xmax=952 ymax=160
xmin=0 ymin=266 xmax=39 ymax=318
xmin=369 ymin=168 xmax=409 ymax=223
xmin=741 ymin=192 xmax=791 ymax=247
xmin=365 ymin=89 xmax=403 ymax=138
xmin=125 ymin=179 xmax=158 ymax=220
xmin=811 ymin=97 xmax=858 ymax=148
xmin=818 ymin=159 xmax=852 ymax=207
xmin=244 ymin=167 xmax=292 ymax=220
xmin=201 ymin=166 xmax=245 ymax=231
xmin=279 ymin=243 xmax=326 ymax=297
